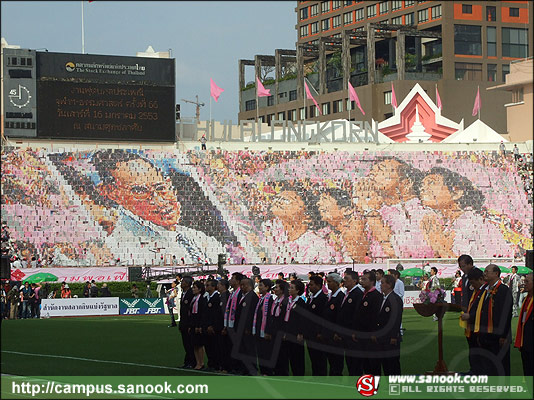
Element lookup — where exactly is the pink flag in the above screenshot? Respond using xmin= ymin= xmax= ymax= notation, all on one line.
xmin=305 ymin=81 xmax=322 ymax=116
xmin=256 ymin=77 xmax=271 ymax=97
xmin=348 ymin=82 xmax=365 ymax=115
xmin=435 ymin=85 xmax=442 ymax=109
xmin=210 ymin=78 xmax=224 ymax=102
xmin=391 ymin=82 xmax=398 ymax=108
xmin=472 ymin=86 xmax=481 ymax=117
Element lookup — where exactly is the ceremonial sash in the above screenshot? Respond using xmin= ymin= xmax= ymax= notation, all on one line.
xmin=487 ymin=281 xmax=502 ymax=334
xmin=362 ymin=286 xmax=376 ymax=300
xmin=322 ymin=285 xmax=328 ymax=294
xmin=252 ymin=293 xmax=271 ymax=337
xmin=191 ymin=294 xmax=201 ymax=314
xmin=473 ymin=290 xmax=487 ymax=333
xmin=284 ymin=296 xmax=299 ymax=322
xmin=272 ymin=295 xmax=285 ymax=317
xmin=224 ymin=288 xmax=241 ymax=328
xmin=464 ymin=288 xmax=481 ymax=338
xmin=514 ymin=295 xmax=533 ymax=349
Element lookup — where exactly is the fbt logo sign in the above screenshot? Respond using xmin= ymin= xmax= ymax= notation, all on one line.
xmin=119 ymin=298 xmax=165 ymax=315
xmin=123 ymin=307 xmax=161 ymax=315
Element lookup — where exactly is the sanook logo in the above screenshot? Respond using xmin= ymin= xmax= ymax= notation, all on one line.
xmin=356 ymin=375 xmax=380 ymax=397
xmin=65 ymin=62 xmax=75 ymax=72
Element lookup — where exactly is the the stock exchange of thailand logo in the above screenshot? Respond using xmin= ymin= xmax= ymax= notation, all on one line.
xmin=65 ymin=62 xmax=75 ymax=72
xmin=122 ymin=299 xmax=141 ymax=308
xmin=356 ymin=375 xmax=380 ymax=397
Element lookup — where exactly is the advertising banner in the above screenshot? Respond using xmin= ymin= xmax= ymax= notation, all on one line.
xmin=403 ymin=290 xmax=452 ymax=309
xmin=119 ymin=298 xmax=165 ymax=315
xmin=10 ymin=267 xmax=128 ymax=283
xmin=41 ymin=297 xmax=119 ymax=318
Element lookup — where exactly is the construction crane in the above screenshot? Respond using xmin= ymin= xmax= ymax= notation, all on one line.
xmin=181 ymin=95 xmax=205 ymax=121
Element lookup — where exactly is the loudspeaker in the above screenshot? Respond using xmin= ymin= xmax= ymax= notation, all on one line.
xmin=128 ymin=267 xmax=143 ymax=282
xmin=526 ymin=250 xmax=533 ymax=269
xmin=1 ymin=256 xmax=10 ymax=280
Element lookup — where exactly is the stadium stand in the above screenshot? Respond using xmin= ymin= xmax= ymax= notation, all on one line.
xmin=1 ymin=147 xmax=532 ymax=266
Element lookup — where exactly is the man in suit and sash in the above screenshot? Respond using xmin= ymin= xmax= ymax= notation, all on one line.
xmin=305 ymin=275 xmax=328 ymax=376
xmin=514 ymin=273 xmax=533 ymax=376
xmin=375 ymin=274 xmax=403 ymax=375
xmin=222 ymin=272 xmax=244 ymax=373
xmin=179 ymin=276 xmax=195 ymax=368
xmin=234 ymin=277 xmax=259 ymax=375
xmin=458 ymin=254 xmax=475 ymax=312
xmin=334 ymin=270 xmax=363 ymax=376
xmin=282 ymin=279 xmax=307 ymax=376
xmin=216 ymin=279 xmax=230 ymax=373
xmin=271 ymin=279 xmax=289 ymax=375
xmin=202 ymin=279 xmax=221 ymax=371
xmin=478 ymin=264 xmax=513 ymax=375
xmin=253 ymin=278 xmax=275 ymax=375
xmin=322 ymin=273 xmax=345 ymax=376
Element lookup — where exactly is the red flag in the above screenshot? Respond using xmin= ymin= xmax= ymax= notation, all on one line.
xmin=348 ymin=82 xmax=365 ymax=115
xmin=256 ymin=77 xmax=271 ymax=97
xmin=436 ymin=85 xmax=442 ymax=110
xmin=391 ymin=82 xmax=397 ymax=108
xmin=472 ymin=86 xmax=481 ymax=117
xmin=210 ymin=78 xmax=224 ymax=102
xmin=305 ymin=81 xmax=322 ymax=116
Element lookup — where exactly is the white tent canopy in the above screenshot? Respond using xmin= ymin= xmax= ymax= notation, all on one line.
xmin=442 ymin=119 xmax=507 ymax=143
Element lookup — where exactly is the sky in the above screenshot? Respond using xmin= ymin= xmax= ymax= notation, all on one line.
xmin=1 ymin=1 xmax=297 ymax=122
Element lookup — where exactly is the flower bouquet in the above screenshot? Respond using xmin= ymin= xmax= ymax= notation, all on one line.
xmin=414 ymin=288 xmax=447 ymax=318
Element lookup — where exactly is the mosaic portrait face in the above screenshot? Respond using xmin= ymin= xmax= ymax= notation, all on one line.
xmin=317 ymin=192 xmax=347 ymax=227
xmin=369 ymin=159 xmax=403 ymax=193
xmin=107 ymin=159 xmax=180 ymax=228
xmin=271 ymin=190 xmax=305 ymax=221
xmin=420 ymin=173 xmax=460 ymax=210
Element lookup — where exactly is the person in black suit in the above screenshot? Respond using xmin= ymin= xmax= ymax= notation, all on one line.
xmin=253 ymin=278 xmax=275 ymax=375
xmin=322 ymin=273 xmax=345 ymax=376
xmin=234 ymin=277 xmax=259 ymax=375
xmin=216 ymin=279 xmax=230 ymax=372
xmin=375 ymin=274 xmax=403 ymax=375
xmin=190 ymin=280 xmax=207 ymax=370
xmin=203 ymin=279 xmax=221 ymax=371
xmin=334 ymin=270 xmax=363 ymax=376
xmin=305 ymin=275 xmax=328 ymax=376
xmin=479 ymin=264 xmax=513 ymax=375
xmin=179 ymin=275 xmax=195 ymax=368
xmin=459 ymin=267 xmax=487 ymax=375
xmin=281 ymin=279 xmax=307 ymax=376
xmin=353 ymin=270 xmax=382 ymax=375
xmin=514 ymin=273 xmax=533 ymax=376
xmin=271 ymin=279 xmax=289 ymax=375
xmin=458 ymin=254 xmax=475 ymax=313
xmin=222 ymin=273 xmax=244 ymax=374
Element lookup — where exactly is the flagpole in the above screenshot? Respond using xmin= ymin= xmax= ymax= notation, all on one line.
xmin=256 ymin=79 xmax=260 ymax=136
xmin=209 ymin=96 xmax=212 ymax=132
xmin=478 ymin=85 xmax=480 ymax=120
xmin=81 ymin=0 xmax=85 ymax=54
xmin=347 ymin=78 xmax=351 ymax=122
xmin=303 ymin=76 xmax=306 ymax=127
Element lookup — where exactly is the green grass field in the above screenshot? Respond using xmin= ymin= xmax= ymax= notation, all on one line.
xmin=0 ymin=310 xmax=524 ymax=376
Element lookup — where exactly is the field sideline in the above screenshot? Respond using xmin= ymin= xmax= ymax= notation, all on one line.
xmin=0 ymin=310 xmax=524 ymax=376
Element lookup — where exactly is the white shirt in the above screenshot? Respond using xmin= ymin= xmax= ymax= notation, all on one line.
xmin=394 ymin=279 xmax=405 ymax=299
xmin=380 ymin=291 xmax=392 ymax=311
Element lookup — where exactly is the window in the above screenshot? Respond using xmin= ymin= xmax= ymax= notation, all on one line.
xmin=512 ymin=88 xmax=524 ymax=103
xmin=392 ymin=16 xmax=402 ymax=24
xmin=379 ymin=1 xmax=388 ymax=14
xmin=502 ymin=64 xmax=510 ymax=81
xmin=321 ymin=1 xmax=330 ymax=13
xmin=367 ymin=4 xmax=377 ymax=18
xmin=309 ymin=105 xmax=317 ymax=117
xmin=267 ymin=96 xmax=274 ymax=106
xmin=344 ymin=1 xmax=353 ymax=6
xmin=322 ymin=102 xmax=331 ymax=115
xmin=299 ymin=107 xmax=305 ymax=119
xmin=346 ymin=99 xmax=355 ymax=111
xmin=487 ymin=26 xmax=496 ymax=57
xmin=333 ymin=99 xmax=343 ymax=113
xmin=404 ymin=12 xmax=414 ymax=25
xmin=333 ymin=1 xmax=341 ymax=10
xmin=277 ymin=112 xmax=285 ymax=121
xmin=332 ymin=33 xmax=342 ymax=38
xmin=300 ymin=7 xmax=308 ymax=20
xmin=404 ymin=0 xmax=415 ymax=7
xmin=392 ymin=1 xmax=402 ymax=12
xmin=502 ymin=28 xmax=528 ymax=58
xmin=384 ymin=91 xmax=392 ymax=105
xmin=322 ymin=18 xmax=330 ymax=31
xmin=288 ymin=109 xmax=297 ymax=121
xmin=300 ymin=25 xmax=308 ymax=37
xmin=487 ymin=64 xmax=497 ymax=82
xmin=462 ymin=4 xmax=472 ymax=14
xmin=344 ymin=11 xmax=353 ymax=24
xmin=355 ymin=8 xmax=364 ymax=21
xmin=311 ymin=21 xmax=319 ymax=34
xmin=333 ymin=15 xmax=341 ymax=28
xmin=431 ymin=5 xmax=442 ymax=20
xmin=454 ymin=24 xmax=482 ymax=55
xmin=509 ymin=8 xmax=519 ymax=17
xmin=245 ymin=100 xmax=256 ymax=111
xmin=486 ymin=6 xmax=496 ymax=21
xmin=418 ymin=9 xmax=428 ymax=23
xmin=455 ymin=62 xmax=482 ymax=80
xmin=310 ymin=4 xmax=319 ymax=17
xmin=289 ymin=90 xmax=297 ymax=101
xmin=278 ymin=92 xmax=287 ymax=99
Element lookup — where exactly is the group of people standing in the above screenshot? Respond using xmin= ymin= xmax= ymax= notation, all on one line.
xmin=176 ymin=269 xmax=404 ymax=376
xmin=458 ymin=254 xmax=533 ymax=376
